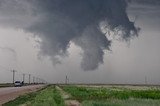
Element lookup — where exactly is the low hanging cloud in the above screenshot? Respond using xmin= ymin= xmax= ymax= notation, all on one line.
xmin=0 ymin=0 xmax=139 ymax=71
xmin=0 ymin=47 xmax=17 ymax=60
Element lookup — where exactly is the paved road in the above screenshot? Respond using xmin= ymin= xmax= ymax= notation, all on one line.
xmin=0 ymin=84 xmax=45 ymax=105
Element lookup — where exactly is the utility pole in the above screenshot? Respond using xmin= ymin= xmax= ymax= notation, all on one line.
xmin=65 ymin=75 xmax=68 ymax=84
xmin=36 ymin=77 xmax=38 ymax=84
xmin=22 ymin=74 xmax=25 ymax=83
xmin=29 ymin=74 xmax=31 ymax=84
xmin=145 ymin=76 xmax=147 ymax=85
xmin=33 ymin=76 xmax=35 ymax=84
xmin=11 ymin=70 xmax=17 ymax=84
xmin=67 ymin=76 xmax=69 ymax=84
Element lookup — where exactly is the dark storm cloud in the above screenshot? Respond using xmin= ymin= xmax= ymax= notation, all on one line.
xmin=127 ymin=0 xmax=160 ymax=5
xmin=0 ymin=0 xmax=138 ymax=70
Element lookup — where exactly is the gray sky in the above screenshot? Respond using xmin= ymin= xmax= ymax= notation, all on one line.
xmin=0 ymin=0 xmax=160 ymax=84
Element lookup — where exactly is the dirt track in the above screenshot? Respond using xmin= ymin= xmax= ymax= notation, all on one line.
xmin=56 ymin=86 xmax=81 ymax=106
xmin=0 ymin=84 xmax=45 ymax=105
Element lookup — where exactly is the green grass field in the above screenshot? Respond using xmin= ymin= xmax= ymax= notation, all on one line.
xmin=82 ymin=99 xmax=160 ymax=106
xmin=62 ymin=85 xmax=160 ymax=106
xmin=3 ymin=85 xmax=160 ymax=106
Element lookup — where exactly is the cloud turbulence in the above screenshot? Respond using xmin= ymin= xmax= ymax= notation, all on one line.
xmin=0 ymin=0 xmax=138 ymax=71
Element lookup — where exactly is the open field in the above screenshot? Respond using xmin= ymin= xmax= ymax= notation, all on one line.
xmin=2 ymin=84 xmax=160 ymax=106
xmin=62 ymin=85 xmax=160 ymax=106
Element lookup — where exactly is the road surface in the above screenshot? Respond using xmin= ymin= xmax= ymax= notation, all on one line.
xmin=0 ymin=84 xmax=45 ymax=105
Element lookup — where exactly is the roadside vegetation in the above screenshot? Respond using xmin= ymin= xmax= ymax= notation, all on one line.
xmin=0 ymin=83 xmax=13 ymax=88
xmin=3 ymin=85 xmax=64 ymax=106
xmin=3 ymin=90 xmax=38 ymax=106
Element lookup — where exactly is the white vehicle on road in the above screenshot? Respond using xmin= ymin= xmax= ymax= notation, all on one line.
xmin=14 ymin=81 xmax=22 ymax=87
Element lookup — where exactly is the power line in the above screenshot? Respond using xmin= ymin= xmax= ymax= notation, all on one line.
xmin=145 ymin=76 xmax=147 ymax=85
xmin=29 ymin=74 xmax=31 ymax=84
xmin=11 ymin=70 xmax=17 ymax=84
xmin=65 ymin=75 xmax=69 ymax=84
xmin=22 ymin=73 xmax=26 ymax=83
xmin=33 ymin=76 xmax=35 ymax=84
xmin=0 ymin=65 xmax=47 ymax=84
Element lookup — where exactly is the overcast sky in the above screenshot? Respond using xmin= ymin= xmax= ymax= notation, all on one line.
xmin=0 ymin=0 xmax=160 ymax=84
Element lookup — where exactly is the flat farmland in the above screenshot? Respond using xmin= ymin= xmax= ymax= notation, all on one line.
xmin=62 ymin=85 xmax=160 ymax=106
xmin=2 ymin=84 xmax=160 ymax=106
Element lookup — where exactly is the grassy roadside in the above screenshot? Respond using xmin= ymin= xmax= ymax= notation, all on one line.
xmin=0 ymin=83 xmax=13 ymax=88
xmin=2 ymin=86 xmax=47 ymax=106
xmin=3 ymin=85 xmax=65 ymax=106
xmin=3 ymin=91 xmax=38 ymax=106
